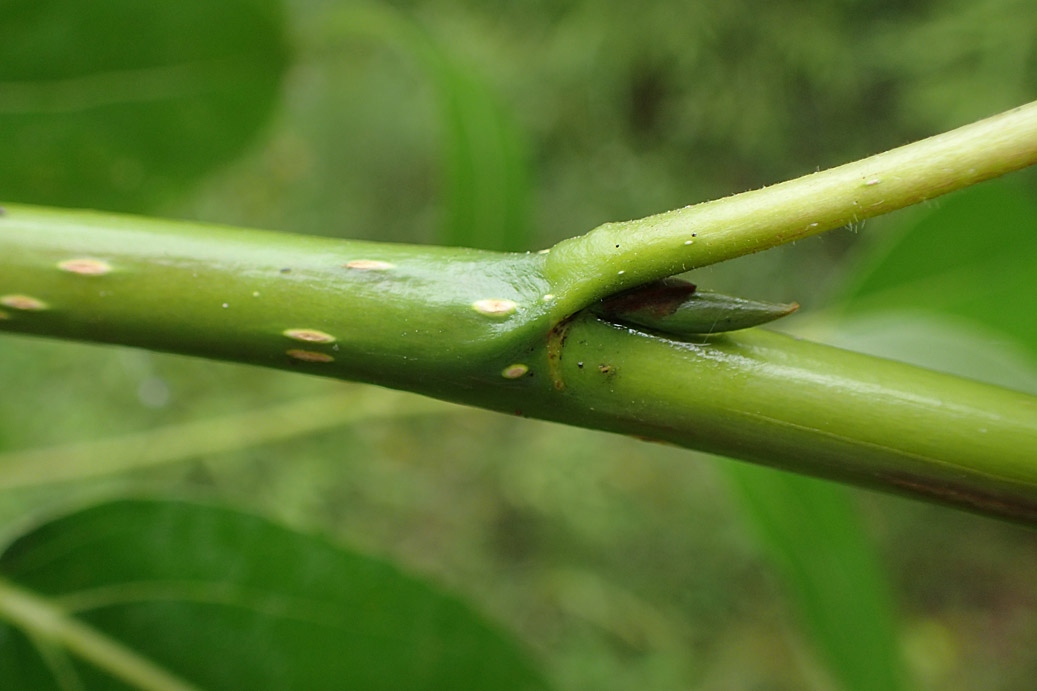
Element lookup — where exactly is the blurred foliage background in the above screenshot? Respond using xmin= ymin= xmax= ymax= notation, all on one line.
xmin=1 ymin=0 xmax=1036 ymax=688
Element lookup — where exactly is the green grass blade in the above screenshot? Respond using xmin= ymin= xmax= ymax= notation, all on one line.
xmin=313 ymin=4 xmax=531 ymax=251
xmin=723 ymin=464 xmax=907 ymax=690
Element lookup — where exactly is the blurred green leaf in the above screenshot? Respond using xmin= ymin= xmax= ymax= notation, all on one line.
xmin=436 ymin=64 xmax=530 ymax=252
xmin=0 ymin=499 xmax=550 ymax=690
xmin=835 ymin=181 xmax=1037 ymax=357
xmin=315 ymin=5 xmax=530 ymax=251
xmin=0 ymin=0 xmax=288 ymax=212
xmin=729 ymin=178 xmax=1037 ymax=691
xmin=705 ymin=176 xmax=1037 ymax=691
xmin=821 ymin=312 xmax=1037 ymax=395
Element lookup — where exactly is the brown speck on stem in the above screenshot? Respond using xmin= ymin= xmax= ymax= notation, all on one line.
xmin=501 ymin=364 xmax=529 ymax=379
xmin=58 ymin=258 xmax=112 ymax=276
xmin=344 ymin=259 xmax=394 ymax=271
xmin=596 ymin=278 xmax=696 ymax=319
xmin=547 ymin=314 xmax=575 ymax=390
xmin=286 ymin=349 xmax=334 ymax=363
xmin=283 ymin=328 xmax=336 ymax=344
xmin=472 ymin=299 xmax=518 ymax=317
xmin=0 ymin=295 xmax=48 ymax=311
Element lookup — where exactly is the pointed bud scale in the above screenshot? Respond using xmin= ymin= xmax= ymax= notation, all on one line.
xmin=591 ymin=278 xmax=798 ymax=335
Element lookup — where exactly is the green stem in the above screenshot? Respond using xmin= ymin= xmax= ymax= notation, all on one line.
xmin=0 ymin=577 xmax=199 ymax=691
xmin=2 ymin=102 xmax=1036 ymax=523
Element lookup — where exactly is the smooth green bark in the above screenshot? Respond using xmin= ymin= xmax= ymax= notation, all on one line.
xmin=2 ymin=101 xmax=1036 ymax=523
xmin=2 ymin=204 xmax=1036 ymax=523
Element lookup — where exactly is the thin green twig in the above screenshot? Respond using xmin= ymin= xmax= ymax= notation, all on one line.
xmin=545 ymin=100 xmax=1037 ymax=314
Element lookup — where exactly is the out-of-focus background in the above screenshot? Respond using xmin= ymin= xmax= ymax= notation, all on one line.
xmin=1 ymin=0 xmax=1036 ymax=688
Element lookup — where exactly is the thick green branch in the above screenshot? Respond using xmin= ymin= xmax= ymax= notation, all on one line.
xmin=2 ymin=102 xmax=1037 ymax=524
xmin=552 ymin=316 xmax=1037 ymax=523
